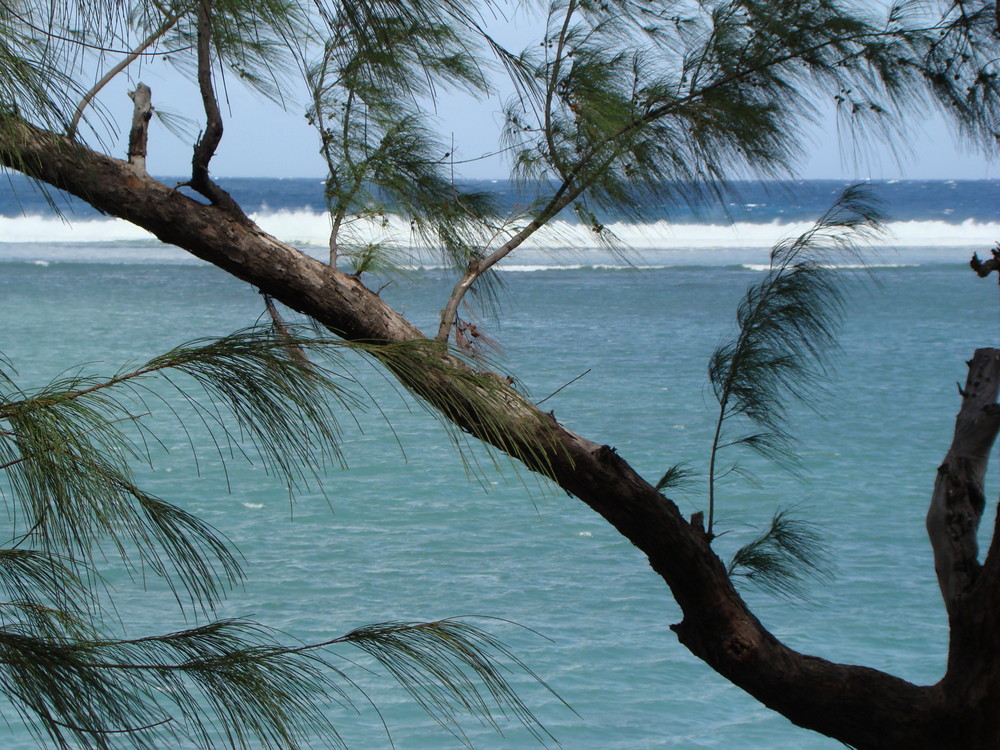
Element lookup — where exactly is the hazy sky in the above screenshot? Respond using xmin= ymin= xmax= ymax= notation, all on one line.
xmin=87 ymin=24 xmax=999 ymax=182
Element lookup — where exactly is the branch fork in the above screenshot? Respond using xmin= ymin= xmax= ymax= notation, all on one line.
xmin=927 ymin=348 xmax=1000 ymax=614
xmin=183 ymin=0 xmax=248 ymax=222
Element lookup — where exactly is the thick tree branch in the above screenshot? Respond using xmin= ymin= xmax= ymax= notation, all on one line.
xmin=0 ymin=115 xmax=954 ymax=748
xmin=937 ymin=348 xmax=1000 ymax=747
xmin=927 ymin=348 xmax=1000 ymax=615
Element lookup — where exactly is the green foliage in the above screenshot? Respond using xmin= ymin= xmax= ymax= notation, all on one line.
xmin=910 ymin=0 xmax=1000 ymax=151
xmin=144 ymin=328 xmax=357 ymax=489
xmin=0 ymin=329 xmax=557 ymax=748
xmin=367 ymin=339 xmax=564 ymax=486
xmin=648 ymin=187 xmax=877 ymax=599
xmin=147 ymin=0 xmax=308 ymax=104
xmin=654 ymin=463 xmax=696 ymax=494
xmin=306 ymin=0 xmax=501 ymax=275
xmin=704 ymin=185 xmax=884 ymax=536
xmin=727 ymin=508 xmax=834 ymax=601
xmin=501 ymin=0 xmax=942 ymax=218
xmin=343 ymin=618 xmax=567 ymax=748
xmin=0 ymin=618 xmax=342 ymax=750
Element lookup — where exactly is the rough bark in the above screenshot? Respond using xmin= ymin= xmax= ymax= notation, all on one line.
xmin=920 ymin=348 xmax=1000 ymax=749
xmin=2 ymin=114 xmax=996 ymax=748
xmin=927 ymin=349 xmax=1000 ymax=613
xmin=127 ymin=83 xmax=152 ymax=174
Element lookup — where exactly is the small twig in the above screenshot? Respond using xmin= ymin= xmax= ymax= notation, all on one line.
xmin=262 ymin=293 xmax=312 ymax=369
xmin=536 ymin=369 xmax=591 ymax=406
xmin=435 ymin=182 xmax=582 ymax=342
xmin=0 ymin=0 xmax=189 ymax=57
xmin=8 ymin=514 xmax=47 ymax=550
xmin=51 ymin=717 xmax=173 ymax=735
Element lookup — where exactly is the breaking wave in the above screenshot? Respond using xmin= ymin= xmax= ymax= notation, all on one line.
xmin=0 ymin=210 xmax=991 ymax=266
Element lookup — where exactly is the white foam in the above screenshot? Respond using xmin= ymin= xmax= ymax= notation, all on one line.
xmin=0 ymin=210 xmax=992 ymax=266
xmin=741 ymin=262 xmax=920 ymax=271
xmin=0 ymin=214 xmax=154 ymax=243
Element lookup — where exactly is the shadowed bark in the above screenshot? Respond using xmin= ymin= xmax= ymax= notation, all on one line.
xmin=927 ymin=349 xmax=1000 ymax=613
xmin=971 ymin=247 xmax=1000 ymax=282
xmin=5 ymin=113 xmax=1000 ymax=747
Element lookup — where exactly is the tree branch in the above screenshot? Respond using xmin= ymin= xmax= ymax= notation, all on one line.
xmin=126 ymin=83 xmax=152 ymax=174
xmin=262 ymin=293 xmax=312 ymax=368
xmin=435 ymin=181 xmax=582 ymax=342
xmin=429 ymin=10 xmax=936 ymax=347
xmin=542 ymin=0 xmax=577 ymax=177
xmin=927 ymin=348 xmax=1000 ymax=615
xmin=0 ymin=115 xmax=950 ymax=747
xmin=970 ymin=246 xmax=1000 ymax=282
xmin=67 ymin=12 xmax=180 ymax=139
xmin=187 ymin=0 xmax=247 ymax=220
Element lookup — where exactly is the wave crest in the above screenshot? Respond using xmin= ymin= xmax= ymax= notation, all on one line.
xmin=0 ymin=211 xmax=990 ymax=268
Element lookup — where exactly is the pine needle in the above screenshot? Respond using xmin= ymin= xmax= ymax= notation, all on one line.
xmin=704 ymin=185 xmax=884 ymax=536
xmin=727 ymin=508 xmax=835 ymax=602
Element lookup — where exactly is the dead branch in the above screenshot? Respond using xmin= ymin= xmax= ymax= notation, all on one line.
xmin=127 ymin=84 xmax=152 ymax=174
xmin=68 ymin=12 xmax=180 ymax=138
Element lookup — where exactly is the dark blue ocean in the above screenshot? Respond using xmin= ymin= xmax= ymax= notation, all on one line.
xmin=9 ymin=175 xmax=1000 ymax=223
xmin=0 ymin=177 xmax=998 ymax=748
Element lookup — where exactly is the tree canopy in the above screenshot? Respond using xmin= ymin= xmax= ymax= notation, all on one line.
xmin=0 ymin=327 xmax=563 ymax=748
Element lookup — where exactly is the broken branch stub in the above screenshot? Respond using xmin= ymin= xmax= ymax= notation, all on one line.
xmin=927 ymin=348 xmax=1000 ymax=614
xmin=127 ymin=83 xmax=152 ymax=174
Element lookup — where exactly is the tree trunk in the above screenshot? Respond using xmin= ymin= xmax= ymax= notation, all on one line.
xmin=4 ymin=115 xmax=1000 ymax=747
xmin=929 ymin=349 xmax=1000 ymax=749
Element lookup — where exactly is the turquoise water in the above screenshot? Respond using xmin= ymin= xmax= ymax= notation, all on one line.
xmin=1 ymin=253 xmax=997 ymax=748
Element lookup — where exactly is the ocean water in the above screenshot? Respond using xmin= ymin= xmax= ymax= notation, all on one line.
xmin=0 ymin=178 xmax=998 ymax=748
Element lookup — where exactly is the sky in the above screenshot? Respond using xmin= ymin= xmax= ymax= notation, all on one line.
xmin=80 ymin=15 xmax=1000 ymax=182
